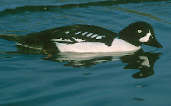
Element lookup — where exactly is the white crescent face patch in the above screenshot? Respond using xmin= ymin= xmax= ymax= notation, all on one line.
xmin=139 ymin=30 xmax=151 ymax=42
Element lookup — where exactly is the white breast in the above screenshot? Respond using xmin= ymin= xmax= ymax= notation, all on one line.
xmin=54 ymin=38 xmax=141 ymax=53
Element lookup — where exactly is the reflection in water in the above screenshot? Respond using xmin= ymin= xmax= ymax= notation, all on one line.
xmin=1 ymin=46 xmax=161 ymax=79
xmin=120 ymin=50 xmax=161 ymax=79
xmin=46 ymin=49 xmax=161 ymax=79
xmin=114 ymin=7 xmax=162 ymax=22
xmin=0 ymin=0 xmax=169 ymax=16
xmin=47 ymin=52 xmax=129 ymax=67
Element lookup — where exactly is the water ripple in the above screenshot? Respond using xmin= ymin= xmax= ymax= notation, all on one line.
xmin=0 ymin=0 xmax=169 ymax=17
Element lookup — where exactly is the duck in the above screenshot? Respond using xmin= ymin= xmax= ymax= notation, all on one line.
xmin=0 ymin=21 xmax=162 ymax=54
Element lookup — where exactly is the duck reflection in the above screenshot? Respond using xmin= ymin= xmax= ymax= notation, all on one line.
xmin=14 ymin=45 xmax=161 ymax=79
xmin=120 ymin=50 xmax=161 ymax=79
xmin=46 ymin=49 xmax=161 ymax=79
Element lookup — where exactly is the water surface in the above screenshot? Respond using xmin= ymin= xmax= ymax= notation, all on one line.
xmin=0 ymin=0 xmax=171 ymax=106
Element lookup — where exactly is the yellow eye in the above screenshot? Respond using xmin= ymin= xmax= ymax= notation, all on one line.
xmin=138 ymin=30 xmax=142 ymax=33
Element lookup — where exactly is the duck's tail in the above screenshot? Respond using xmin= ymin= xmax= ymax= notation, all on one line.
xmin=0 ymin=34 xmax=20 ymax=42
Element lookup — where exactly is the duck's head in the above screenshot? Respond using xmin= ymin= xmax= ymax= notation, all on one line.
xmin=119 ymin=21 xmax=163 ymax=48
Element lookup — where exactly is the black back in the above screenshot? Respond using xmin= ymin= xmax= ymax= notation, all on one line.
xmin=19 ymin=24 xmax=117 ymax=48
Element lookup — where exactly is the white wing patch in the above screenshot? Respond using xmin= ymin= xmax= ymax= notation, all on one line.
xmin=65 ymin=31 xmax=70 ymax=34
xmin=86 ymin=33 xmax=93 ymax=37
xmin=51 ymin=38 xmax=85 ymax=43
xmin=91 ymin=34 xmax=98 ymax=38
xmin=96 ymin=36 xmax=103 ymax=39
xmin=74 ymin=31 xmax=105 ymax=40
xmin=51 ymin=38 xmax=72 ymax=42
xmin=82 ymin=32 xmax=88 ymax=36
xmin=75 ymin=32 xmax=81 ymax=35
xmin=72 ymin=38 xmax=85 ymax=42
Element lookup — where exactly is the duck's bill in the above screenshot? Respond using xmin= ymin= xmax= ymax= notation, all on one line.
xmin=145 ymin=38 xmax=163 ymax=48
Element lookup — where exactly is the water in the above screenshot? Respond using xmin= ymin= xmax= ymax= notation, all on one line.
xmin=0 ymin=0 xmax=171 ymax=106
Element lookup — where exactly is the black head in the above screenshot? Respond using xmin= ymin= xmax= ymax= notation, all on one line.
xmin=119 ymin=21 xmax=163 ymax=48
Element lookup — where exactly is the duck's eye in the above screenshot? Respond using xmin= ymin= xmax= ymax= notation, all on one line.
xmin=138 ymin=30 xmax=142 ymax=33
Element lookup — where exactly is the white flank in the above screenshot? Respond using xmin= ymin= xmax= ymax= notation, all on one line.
xmin=139 ymin=30 xmax=151 ymax=42
xmin=54 ymin=38 xmax=141 ymax=53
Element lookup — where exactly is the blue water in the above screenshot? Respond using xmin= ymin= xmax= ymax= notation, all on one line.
xmin=0 ymin=0 xmax=171 ymax=106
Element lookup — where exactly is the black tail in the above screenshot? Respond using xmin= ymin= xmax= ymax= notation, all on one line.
xmin=0 ymin=34 xmax=20 ymax=42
